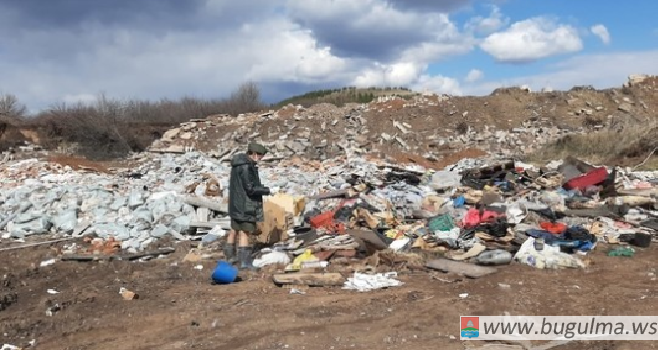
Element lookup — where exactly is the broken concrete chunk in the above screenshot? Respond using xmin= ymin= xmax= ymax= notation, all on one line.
xmin=52 ymin=210 xmax=78 ymax=234
xmin=618 ymin=103 xmax=632 ymax=112
xmin=150 ymin=224 xmax=170 ymax=238
xmin=9 ymin=217 xmax=52 ymax=235
xmin=92 ymin=223 xmax=130 ymax=240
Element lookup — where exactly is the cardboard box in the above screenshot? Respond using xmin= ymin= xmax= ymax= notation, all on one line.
xmin=256 ymin=194 xmax=306 ymax=245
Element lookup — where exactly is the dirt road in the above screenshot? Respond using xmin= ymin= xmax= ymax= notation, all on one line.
xmin=0 ymin=241 xmax=656 ymax=350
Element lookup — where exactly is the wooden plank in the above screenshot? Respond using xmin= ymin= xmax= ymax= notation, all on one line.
xmin=115 ymin=247 xmax=176 ymax=260
xmin=61 ymin=247 xmax=176 ymax=262
xmin=0 ymin=237 xmax=75 ymax=252
xmin=425 ymin=259 xmax=497 ymax=278
xmin=60 ymin=255 xmax=104 ymax=262
xmin=272 ymin=272 xmax=345 ymax=287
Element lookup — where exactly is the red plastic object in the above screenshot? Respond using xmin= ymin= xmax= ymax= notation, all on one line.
xmin=540 ymin=222 xmax=568 ymax=234
xmin=309 ymin=210 xmax=346 ymax=235
xmin=310 ymin=211 xmax=335 ymax=229
xmin=564 ymin=167 xmax=609 ymax=191
xmin=327 ymin=222 xmax=347 ymax=235
xmin=463 ymin=208 xmax=505 ymax=227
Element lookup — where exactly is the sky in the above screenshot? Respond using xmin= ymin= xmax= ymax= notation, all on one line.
xmin=0 ymin=0 xmax=657 ymax=111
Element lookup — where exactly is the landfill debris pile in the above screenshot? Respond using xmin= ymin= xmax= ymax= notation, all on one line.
xmin=1 ymin=148 xmax=656 ymax=280
xmin=149 ymin=76 xmax=658 ymax=161
xmin=245 ymin=155 xmax=657 ymax=280
xmin=0 ymin=153 xmax=486 ymax=255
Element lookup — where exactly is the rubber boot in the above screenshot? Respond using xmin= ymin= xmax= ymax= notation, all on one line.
xmin=237 ymin=246 xmax=255 ymax=270
xmin=223 ymin=243 xmax=237 ymax=263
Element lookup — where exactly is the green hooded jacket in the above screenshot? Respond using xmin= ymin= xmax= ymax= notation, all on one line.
xmin=228 ymin=153 xmax=270 ymax=222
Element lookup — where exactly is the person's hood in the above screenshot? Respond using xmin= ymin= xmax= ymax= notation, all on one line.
xmin=231 ymin=153 xmax=253 ymax=167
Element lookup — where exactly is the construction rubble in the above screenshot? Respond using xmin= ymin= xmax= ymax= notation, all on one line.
xmin=0 ymin=147 xmax=656 ymax=287
xmin=147 ymin=103 xmax=600 ymax=160
xmin=148 ymin=75 xmax=658 ymax=161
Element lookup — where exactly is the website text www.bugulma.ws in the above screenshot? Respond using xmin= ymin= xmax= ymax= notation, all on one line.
xmin=482 ymin=318 xmax=658 ymax=339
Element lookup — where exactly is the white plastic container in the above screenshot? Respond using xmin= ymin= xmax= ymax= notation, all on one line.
xmin=301 ymin=261 xmax=329 ymax=268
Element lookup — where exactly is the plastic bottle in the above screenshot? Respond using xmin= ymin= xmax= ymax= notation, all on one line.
xmin=534 ymin=237 xmax=545 ymax=251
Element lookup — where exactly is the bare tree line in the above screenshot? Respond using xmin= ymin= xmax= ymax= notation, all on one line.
xmin=0 ymin=82 xmax=266 ymax=159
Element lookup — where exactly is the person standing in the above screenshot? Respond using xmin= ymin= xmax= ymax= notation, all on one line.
xmin=224 ymin=143 xmax=271 ymax=269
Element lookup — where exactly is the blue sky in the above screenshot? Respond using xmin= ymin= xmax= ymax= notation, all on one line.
xmin=0 ymin=0 xmax=657 ymax=110
xmin=432 ymin=0 xmax=658 ymax=91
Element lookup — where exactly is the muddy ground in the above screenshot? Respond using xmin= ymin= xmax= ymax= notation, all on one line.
xmin=0 ymin=240 xmax=657 ymax=350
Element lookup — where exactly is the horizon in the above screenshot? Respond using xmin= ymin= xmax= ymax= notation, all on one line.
xmin=15 ymin=75 xmax=657 ymax=116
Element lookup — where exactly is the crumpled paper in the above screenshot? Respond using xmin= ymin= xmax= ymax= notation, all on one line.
xmin=342 ymin=272 xmax=403 ymax=292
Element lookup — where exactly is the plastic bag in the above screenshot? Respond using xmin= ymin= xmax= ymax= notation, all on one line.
xmin=514 ymin=237 xmax=584 ymax=269
xmin=429 ymin=214 xmax=455 ymax=231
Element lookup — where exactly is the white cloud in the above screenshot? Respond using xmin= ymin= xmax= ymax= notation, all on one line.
xmin=480 ymin=17 xmax=583 ymax=62
xmin=591 ymin=24 xmax=611 ymax=45
xmin=464 ymin=50 xmax=658 ymax=95
xmin=352 ymin=62 xmax=425 ymax=87
xmin=464 ymin=6 xmax=509 ymax=34
xmin=411 ymin=74 xmax=463 ymax=95
xmin=399 ymin=41 xmax=476 ymax=64
xmin=0 ymin=17 xmax=356 ymax=108
xmin=413 ymin=50 xmax=658 ymax=98
xmin=0 ymin=0 xmax=490 ymax=109
xmin=0 ymin=1 xmax=654 ymax=111
xmin=0 ymin=0 xmax=491 ymax=110
xmin=464 ymin=69 xmax=484 ymax=83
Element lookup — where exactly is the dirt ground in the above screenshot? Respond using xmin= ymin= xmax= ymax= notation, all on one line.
xmin=0 ymin=239 xmax=657 ymax=350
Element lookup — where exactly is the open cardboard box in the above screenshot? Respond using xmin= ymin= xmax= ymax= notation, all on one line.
xmin=256 ymin=193 xmax=306 ymax=245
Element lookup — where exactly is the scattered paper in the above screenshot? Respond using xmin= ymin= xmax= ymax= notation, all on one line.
xmin=40 ymin=259 xmax=57 ymax=267
xmin=343 ymin=272 xmax=403 ymax=292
